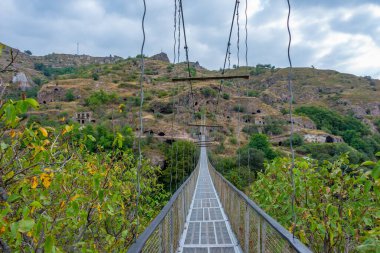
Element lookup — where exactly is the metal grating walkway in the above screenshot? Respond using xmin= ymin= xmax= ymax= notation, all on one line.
xmin=178 ymin=142 xmax=242 ymax=253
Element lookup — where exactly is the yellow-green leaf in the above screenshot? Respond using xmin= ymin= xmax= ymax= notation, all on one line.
xmin=39 ymin=127 xmax=48 ymax=137
xmin=18 ymin=219 xmax=35 ymax=233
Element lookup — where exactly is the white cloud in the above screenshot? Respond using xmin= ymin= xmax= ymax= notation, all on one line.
xmin=0 ymin=0 xmax=379 ymax=78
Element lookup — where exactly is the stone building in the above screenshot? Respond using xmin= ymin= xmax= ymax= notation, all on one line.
xmin=75 ymin=112 xmax=94 ymax=124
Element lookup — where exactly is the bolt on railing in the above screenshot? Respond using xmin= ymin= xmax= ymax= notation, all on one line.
xmin=208 ymin=161 xmax=312 ymax=253
xmin=127 ymin=163 xmax=199 ymax=253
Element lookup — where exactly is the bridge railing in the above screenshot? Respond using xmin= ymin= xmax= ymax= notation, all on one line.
xmin=127 ymin=163 xmax=199 ymax=253
xmin=209 ymin=162 xmax=312 ymax=253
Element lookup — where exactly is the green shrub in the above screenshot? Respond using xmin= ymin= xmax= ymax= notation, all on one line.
xmin=282 ymin=133 xmax=304 ymax=147
xmin=222 ymin=93 xmax=230 ymax=100
xmin=229 ymin=137 xmax=238 ymax=145
xmin=233 ymin=104 xmax=246 ymax=112
xmin=157 ymin=90 xmax=168 ymax=98
xmin=167 ymin=64 xmax=174 ymax=73
xmin=118 ymin=82 xmax=139 ymax=89
xmin=201 ymin=87 xmax=217 ymax=98
xmin=247 ymin=90 xmax=260 ymax=97
xmin=92 ymin=73 xmax=99 ymax=80
xmin=296 ymin=142 xmax=366 ymax=164
xmin=242 ymin=125 xmax=260 ymax=135
xmin=85 ymin=90 xmax=118 ymax=108
xmin=248 ymin=134 xmax=277 ymax=160
xmin=65 ymin=89 xmax=75 ymax=102
xmin=263 ymin=117 xmax=285 ymax=135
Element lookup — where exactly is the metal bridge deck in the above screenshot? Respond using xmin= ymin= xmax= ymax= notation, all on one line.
xmin=178 ymin=144 xmax=241 ymax=253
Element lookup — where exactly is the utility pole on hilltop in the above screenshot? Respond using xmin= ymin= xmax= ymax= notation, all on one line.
xmin=77 ymin=42 xmax=79 ymax=55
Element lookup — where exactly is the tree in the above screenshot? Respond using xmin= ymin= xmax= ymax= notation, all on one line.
xmin=161 ymin=141 xmax=197 ymax=192
xmin=24 ymin=50 xmax=32 ymax=55
xmin=248 ymin=133 xmax=277 ymax=159
xmin=0 ymin=98 xmax=168 ymax=251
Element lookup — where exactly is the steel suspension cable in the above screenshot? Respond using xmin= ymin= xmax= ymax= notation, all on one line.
xmin=221 ymin=0 xmax=239 ymax=75
xmin=173 ymin=0 xmax=177 ymax=65
xmin=236 ymin=0 xmax=240 ymax=68
xmin=177 ymin=1 xmax=181 ymax=64
xmin=236 ymin=1 xmax=242 ymax=172
xmin=216 ymin=0 xmax=239 ymax=110
xmin=286 ymin=0 xmax=297 ymax=238
xmin=134 ymin=0 xmax=146 ymax=242
xmin=170 ymin=0 xmax=180 ymax=195
xmin=245 ymin=0 xmax=248 ymax=68
xmin=178 ymin=0 xmax=196 ymax=118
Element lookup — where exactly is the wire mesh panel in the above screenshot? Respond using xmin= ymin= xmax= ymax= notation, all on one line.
xmin=128 ymin=164 xmax=199 ymax=253
xmin=208 ymin=163 xmax=312 ymax=253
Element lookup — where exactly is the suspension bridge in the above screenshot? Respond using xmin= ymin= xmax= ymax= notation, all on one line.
xmin=129 ymin=0 xmax=313 ymax=251
xmin=128 ymin=134 xmax=311 ymax=253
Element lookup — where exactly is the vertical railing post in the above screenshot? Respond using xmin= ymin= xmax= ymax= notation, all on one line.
xmin=261 ymin=219 xmax=266 ymax=253
xmin=245 ymin=204 xmax=249 ymax=253
xmin=159 ymin=223 xmax=163 ymax=252
xmin=170 ymin=209 xmax=173 ymax=253
xmin=256 ymin=215 xmax=261 ymax=253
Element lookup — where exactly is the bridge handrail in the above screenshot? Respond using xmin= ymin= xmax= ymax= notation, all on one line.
xmin=127 ymin=162 xmax=200 ymax=253
xmin=209 ymin=162 xmax=312 ymax=253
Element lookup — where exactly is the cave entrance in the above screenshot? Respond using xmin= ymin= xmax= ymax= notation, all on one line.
xmin=325 ymin=136 xmax=334 ymax=143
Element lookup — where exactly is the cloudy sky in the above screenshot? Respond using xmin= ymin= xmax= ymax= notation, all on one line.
xmin=1 ymin=0 xmax=379 ymax=78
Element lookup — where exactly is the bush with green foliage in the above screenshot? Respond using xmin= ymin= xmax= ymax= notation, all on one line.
xmin=247 ymin=90 xmax=260 ymax=97
xmin=0 ymin=98 xmax=168 ymax=251
xmin=242 ymin=125 xmax=260 ymax=135
xmin=282 ymin=133 xmax=304 ymax=147
xmin=32 ymin=77 xmax=47 ymax=86
xmin=167 ymin=64 xmax=174 ymax=73
xmin=92 ymin=72 xmax=99 ymax=80
xmin=34 ymin=63 xmax=78 ymax=77
xmin=263 ymin=117 xmax=285 ymax=135
xmin=229 ymin=137 xmax=238 ymax=145
xmin=74 ymin=124 xmax=134 ymax=152
xmin=248 ymin=134 xmax=277 ymax=160
xmin=249 ymin=154 xmax=380 ymax=252
xmin=296 ymin=142 xmax=366 ymax=164
xmin=201 ymin=87 xmax=217 ymax=98
xmin=233 ymin=104 xmax=246 ymax=113
xmin=222 ymin=93 xmax=230 ymax=100
xmin=85 ymin=90 xmax=118 ymax=108
xmin=374 ymin=118 xmax=380 ymax=132
xmin=65 ymin=89 xmax=75 ymax=102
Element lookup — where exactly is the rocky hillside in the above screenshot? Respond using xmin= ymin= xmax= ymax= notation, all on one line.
xmin=1 ymin=42 xmax=380 ymax=161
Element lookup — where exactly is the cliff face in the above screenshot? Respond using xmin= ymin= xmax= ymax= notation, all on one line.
xmin=31 ymin=53 xmax=123 ymax=68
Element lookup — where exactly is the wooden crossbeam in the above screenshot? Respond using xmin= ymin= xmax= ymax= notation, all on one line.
xmin=172 ymin=75 xmax=249 ymax=82
xmin=188 ymin=123 xmax=222 ymax=128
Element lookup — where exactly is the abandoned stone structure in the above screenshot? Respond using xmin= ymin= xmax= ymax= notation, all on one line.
xmin=304 ymin=133 xmax=344 ymax=143
xmin=37 ymin=84 xmax=66 ymax=104
xmin=75 ymin=112 xmax=94 ymax=124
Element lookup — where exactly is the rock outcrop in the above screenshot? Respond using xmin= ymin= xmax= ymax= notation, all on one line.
xmin=150 ymin=52 xmax=170 ymax=63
